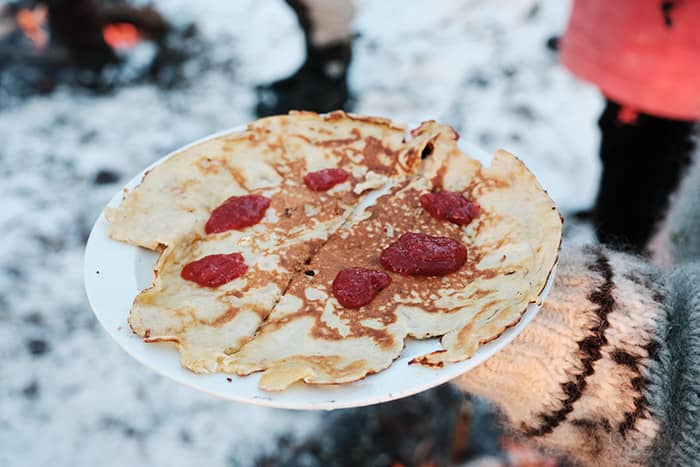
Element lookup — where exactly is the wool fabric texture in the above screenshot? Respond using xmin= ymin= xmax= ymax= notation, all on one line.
xmin=455 ymin=156 xmax=700 ymax=466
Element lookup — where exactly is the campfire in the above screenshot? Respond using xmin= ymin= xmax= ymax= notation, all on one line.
xmin=11 ymin=2 xmax=146 ymax=54
xmin=0 ymin=0 xmax=196 ymax=103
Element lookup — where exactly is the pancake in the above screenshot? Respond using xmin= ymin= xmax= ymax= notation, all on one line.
xmin=227 ymin=125 xmax=561 ymax=389
xmin=106 ymin=111 xmax=417 ymax=250
xmin=108 ymin=112 xmax=428 ymax=372
xmin=107 ymin=112 xmax=561 ymax=387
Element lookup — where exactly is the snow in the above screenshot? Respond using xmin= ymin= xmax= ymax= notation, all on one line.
xmin=0 ymin=1 xmax=601 ymax=466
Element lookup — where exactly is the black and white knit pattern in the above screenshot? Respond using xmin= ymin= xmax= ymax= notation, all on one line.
xmin=456 ymin=157 xmax=700 ymax=466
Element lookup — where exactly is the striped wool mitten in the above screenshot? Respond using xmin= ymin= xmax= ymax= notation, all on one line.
xmin=455 ymin=158 xmax=700 ymax=466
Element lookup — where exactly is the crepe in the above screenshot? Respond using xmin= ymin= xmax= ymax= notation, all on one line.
xmin=106 ymin=111 xmax=416 ymax=249
xmin=108 ymin=112 xmax=427 ymax=371
xmin=226 ymin=124 xmax=562 ymax=389
xmin=107 ymin=112 xmax=561 ymax=387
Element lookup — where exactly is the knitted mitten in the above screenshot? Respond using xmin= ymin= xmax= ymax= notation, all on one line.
xmin=454 ymin=149 xmax=700 ymax=466
xmin=455 ymin=245 xmax=671 ymax=466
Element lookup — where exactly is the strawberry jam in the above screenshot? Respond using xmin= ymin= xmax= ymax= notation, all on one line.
xmin=205 ymin=194 xmax=270 ymax=234
xmin=380 ymin=232 xmax=467 ymax=276
xmin=419 ymin=191 xmax=480 ymax=226
xmin=181 ymin=253 xmax=248 ymax=287
xmin=332 ymin=267 xmax=391 ymax=309
xmin=304 ymin=168 xmax=349 ymax=191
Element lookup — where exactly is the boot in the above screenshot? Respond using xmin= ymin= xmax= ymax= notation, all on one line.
xmin=255 ymin=41 xmax=351 ymax=117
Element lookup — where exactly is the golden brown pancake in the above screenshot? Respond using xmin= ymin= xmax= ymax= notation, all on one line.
xmin=107 ymin=112 xmax=562 ymax=387
xmin=227 ymin=123 xmax=562 ymax=390
xmin=107 ymin=112 xmax=426 ymax=371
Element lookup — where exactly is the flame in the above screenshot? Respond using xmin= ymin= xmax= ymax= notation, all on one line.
xmin=16 ymin=6 xmax=48 ymax=50
xmin=102 ymin=22 xmax=141 ymax=50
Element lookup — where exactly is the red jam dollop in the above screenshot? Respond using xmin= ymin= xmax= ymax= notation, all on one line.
xmin=205 ymin=194 xmax=271 ymax=234
xmin=419 ymin=191 xmax=480 ymax=226
xmin=181 ymin=253 xmax=248 ymax=287
xmin=304 ymin=168 xmax=349 ymax=192
xmin=380 ymin=232 xmax=467 ymax=276
xmin=332 ymin=267 xmax=391 ymax=309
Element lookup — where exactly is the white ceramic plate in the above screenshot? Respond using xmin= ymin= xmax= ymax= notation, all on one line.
xmin=84 ymin=126 xmax=556 ymax=410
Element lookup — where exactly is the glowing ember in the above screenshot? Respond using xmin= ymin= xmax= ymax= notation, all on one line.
xmin=102 ymin=22 xmax=141 ymax=50
xmin=16 ymin=6 xmax=48 ymax=50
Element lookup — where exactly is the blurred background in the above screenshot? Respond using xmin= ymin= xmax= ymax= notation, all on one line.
xmin=0 ymin=0 xmax=606 ymax=465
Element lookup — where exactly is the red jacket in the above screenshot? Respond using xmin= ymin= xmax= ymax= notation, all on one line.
xmin=561 ymin=0 xmax=700 ymax=121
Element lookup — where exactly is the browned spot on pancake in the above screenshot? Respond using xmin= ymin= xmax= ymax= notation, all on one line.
xmin=279 ymin=242 xmax=317 ymax=272
xmin=309 ymin=321 xmax=344 ymax=341
xmin=362 ymin=136 xmax=393 ymax=158
xmin=410 ymin=349 xmax=446 ymax=367
xmin=431 ymin=163 xmax=448 ymax=188
xmin=329 ymin=148 xmax=349 ymax=161
xmin=318 ymin=128 xmax=362 ymax=147
xmin=194 ymin=157 xmax=220 ymax=175
xmin=250 ymin=125 xmax=270 ymax=138
xmin=479 ymin=308 xmax=526 ymax=344
xmin=289 ymin=133 xmax=313 ymax=146
xmin=222 ymin=133 xmax=250 ymax=145
xmin=280 ymin=158 xmax=307 ymax=176
xmin=472 ymin=176 xmax=510 ymax=196
xmin=171 ymin=178 xmax=199 ymax=195
xmin=362 ymin=136 xmax=400 ymax=174
xmin=469 ymin=289 xmax=493 ymax=300
xmin=402 ymin=147 xmax=419 ymax=171
xmin=266 ymin=142 xmax=282 ymax=153
xmin=209 ymin=308 xmax=238 ymax=327
xmin=476 ymin=267 xmax=501 ymax=281
xmin=323 ymin=112 xmax=404 ymax=131
xmin=145 ymin=336 xmax=180 ymax=344
xmin=222 ymin=289 xmax=245 ymax=299
xmin=299 ymin=355 xmax=369 ymax=379
xmin=358 ymin=328 xmax=395 ymax=349
xmin=218 ymin=159 xmax=248 ymax=189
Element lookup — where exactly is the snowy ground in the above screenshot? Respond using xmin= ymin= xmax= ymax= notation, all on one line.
xmin=0 ymin=1 xmax=601 ymax=466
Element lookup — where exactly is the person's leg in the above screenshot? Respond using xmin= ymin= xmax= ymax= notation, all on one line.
xmin=256 ymin=0 xmax=354 ymax=117
xmin=593 ymin=99 xmax=697 ymax=252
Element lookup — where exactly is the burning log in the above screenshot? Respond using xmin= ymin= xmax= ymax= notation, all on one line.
xmin=1 ymin=0 xmax=173 ymax=69
xmin=46 ymin=0 xmax=118 ymax=70
xmin=0 ymin=0 xmax=197 ymax=102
